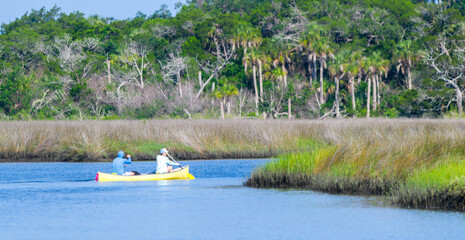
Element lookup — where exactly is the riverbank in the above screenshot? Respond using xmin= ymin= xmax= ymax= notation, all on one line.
xmin=245 ymin=119 xmax=465 ymax=211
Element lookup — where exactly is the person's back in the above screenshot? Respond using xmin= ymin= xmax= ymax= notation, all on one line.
xmin=112 ymin=151 xmax=131 ymax=175
xmin=156 ymin=154 xmax=171 ymax=174
xmin=155 ymin=148 xmax=179 ymax=174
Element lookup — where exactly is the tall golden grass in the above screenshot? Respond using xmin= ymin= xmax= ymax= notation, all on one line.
xmin=1 ymin=119 xmax=465 ymax=163
xmin=0 ymin=119 xmax=320 ymax=161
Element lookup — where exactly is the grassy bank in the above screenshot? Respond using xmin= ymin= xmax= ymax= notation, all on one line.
xmin=245 ymin=119 xmax=465 ymax=211
xmin=0 ymin=119 xmax=321 ymax=162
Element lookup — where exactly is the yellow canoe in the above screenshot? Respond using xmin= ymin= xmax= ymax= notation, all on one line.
xmin=96 ymin=166 xmax=194 ymax=182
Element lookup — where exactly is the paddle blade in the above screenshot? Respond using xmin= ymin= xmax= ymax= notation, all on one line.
xmin=95 ymin=172 xmax=99 ymax=182
xmin=187 ymin=173 xmax=195 ymax=180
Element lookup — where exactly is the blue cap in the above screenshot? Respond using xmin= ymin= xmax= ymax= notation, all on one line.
xmin=160 ymin=148 xmax=169 ymax=154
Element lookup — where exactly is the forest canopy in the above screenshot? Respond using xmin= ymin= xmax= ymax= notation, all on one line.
xmin=0 ymin=0 xmax=464 ymax=120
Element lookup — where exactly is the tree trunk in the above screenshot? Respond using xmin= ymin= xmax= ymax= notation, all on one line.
xmin=335 ymin=76 xmax=341 ymax=118
xmin=227 ymin=99 xmax=231 ymax=117
xmin=140 ymin=57 xmax=144 ymax=89
xmin=372 ymin=74 xmax=377 ymax=111
xmin=259 ymin=61 xmax=263 ymax=102
xmin=106 ymin=60 xmax=111 ymax=84
xmin=313 ymin=57 xmax=317 ymax=83
xmin=177 ymin=72 xmax=183 ymax=98
xmin=243 ymin=47 xmax=248 ymax=73
xmin=282 ymin=64 xmax=288 ymax=87
xmin=377 ymin=74 xmax=381 ymax=106
xmin=367 ymin=76 xmax=371 ymax=118
xmin=253 ymin=64 xmax=259 ymax=115
xmin=320 ymin=59 xmax=324 ymax=104
xmin=220 ymin=100 xmax=225 ymax=119
xmin=456 ymin=86 xmax=463 ymax=117
xmin=211 ymin=82 xmax=215 ymax=112
xmin=351 ymin=76 xmax=356 ymax=112
xmin=288 ymin=97 xmax=292 ymax=119
xmin=198 ymin=71 xmax=203 ymax=86
xmin=308 ymin=55 xmax=313 ymax=85
xmin=407 ymin=66 xmax=412 ymax=90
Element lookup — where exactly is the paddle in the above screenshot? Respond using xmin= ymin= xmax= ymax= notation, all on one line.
xmin=167 ymin=153 xmax=195 ymax=180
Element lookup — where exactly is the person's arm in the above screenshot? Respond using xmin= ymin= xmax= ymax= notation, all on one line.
xmin=166 ymin=157 xmax=180 ymax=166
xmin=124 ymin=154 xmax=132 ymax=164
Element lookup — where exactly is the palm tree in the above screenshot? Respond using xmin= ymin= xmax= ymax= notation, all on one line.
xmin=393 ymin=40 xmax=419 ymax=90
xmin=232 ymin=23 xmax=262 ymax=73
xmin=328 ymin=50 xmax=349 ymax=118
xmin=223 ymin=83 xmax=239 ymax=117
xmin=344 ymin=50 xmax=363 ymax=112
xmin=314 ymin=38 xmax=334 ymax=105
xmin=366 ymin=52 xmax=390 ymax=111
xmin=361 ymin=56 xmax=374 ymax=118
xmin=299 ymin=24 xmax=322 ymax=85
xmin=256 ymin=50 xmax=271 ymax=102
xmin=271 ymin=37 xmax=293 ymax=119
xmin=248 ymin=48 xmax=260 ymax=115
xmin=374 ymin=55 xmax=390 ymax=108
xmin=213 ymin=88 xmax=225 ymax=119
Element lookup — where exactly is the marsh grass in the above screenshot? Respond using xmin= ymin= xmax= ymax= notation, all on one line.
xmin=244 ymin=119 xmax=465 ymax=211
xmin=0 ymin=119 xmax=320 ymax=162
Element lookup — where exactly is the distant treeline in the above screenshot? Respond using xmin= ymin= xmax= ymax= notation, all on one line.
xmin=0 ymin=0 xmax=465 ymax=120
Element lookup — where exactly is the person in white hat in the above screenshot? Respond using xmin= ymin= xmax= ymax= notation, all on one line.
xmin=154 ymin=148 xmax=180 ymax=174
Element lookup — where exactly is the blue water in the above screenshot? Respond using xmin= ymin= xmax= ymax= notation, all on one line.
xmin=0 ymin=159 xmax=464 ymax=240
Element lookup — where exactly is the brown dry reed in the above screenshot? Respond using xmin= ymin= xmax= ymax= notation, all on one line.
xmin=0 ymin=119 xmax=324 ymax=162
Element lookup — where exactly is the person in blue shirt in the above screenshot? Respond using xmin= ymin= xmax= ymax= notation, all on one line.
xmin=112 ymin=151 xmax=132 ymax=175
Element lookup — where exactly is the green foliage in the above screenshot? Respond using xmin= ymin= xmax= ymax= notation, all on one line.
xmin=0 ymin=68 xmax=32 ymax=115
xmin=69 ymin=82 xmax=91 ymax=102
xmin=0 ymin=1 xmax=465 ymax=120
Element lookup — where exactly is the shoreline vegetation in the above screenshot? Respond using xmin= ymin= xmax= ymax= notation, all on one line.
xmin=2 ymin=119 xmax=465 ymax=211
xmin=243 ymin=119 xmax=465 ymax=211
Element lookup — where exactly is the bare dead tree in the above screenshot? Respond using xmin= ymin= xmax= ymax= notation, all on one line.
xmin=151 ymin=24 xmax=177 ymax=39
xmin=275 ymin=4 xmax=308 ymax=46
xmin=30 ymin=89 xmax=66 ymax=115
xmin=119 ymin=41 xmax=151 ymax=90
xmin=35 ymin=34 xmax=100 ymax=84
xmin=159 ymin=53 xmax=187 ymax=97
xmin=422 ymin=34 xmax=465 ymax=116
xmin=195 ymin=40 xmax=235 ymax=100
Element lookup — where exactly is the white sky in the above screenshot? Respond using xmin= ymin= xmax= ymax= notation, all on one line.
xmin=0 ymin=0 xmax=178 ymax=24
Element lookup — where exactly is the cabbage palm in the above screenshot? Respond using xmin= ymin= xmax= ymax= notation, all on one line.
xmin=374 ymin=55 xmax=390 ymax=108
xmin=328 ymin=50 xmax=349 ymax=118
xmin=393 ymin=40 xmax=419 ymax=90
xmin=299 ymin=24 xmax=322 ymax=85
xmin=213 ymin=89 xmax=225 ymax=119
xmin=314 ymin=38 xmax=334 ymax=104
xmin=271 ymin=37 xmax=293 ymax=119
xmin=256 ymin=50 xmax=271 ymax=102
xmin=223 ymin=83 xmax=239 ymax=117
xmin=232 ymin=23 xmax=262 ymax=73
xmin=361 ymin=56 xmax=375 ymax=118
xmin=344 ymin=50 xmax=363 ymax=112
